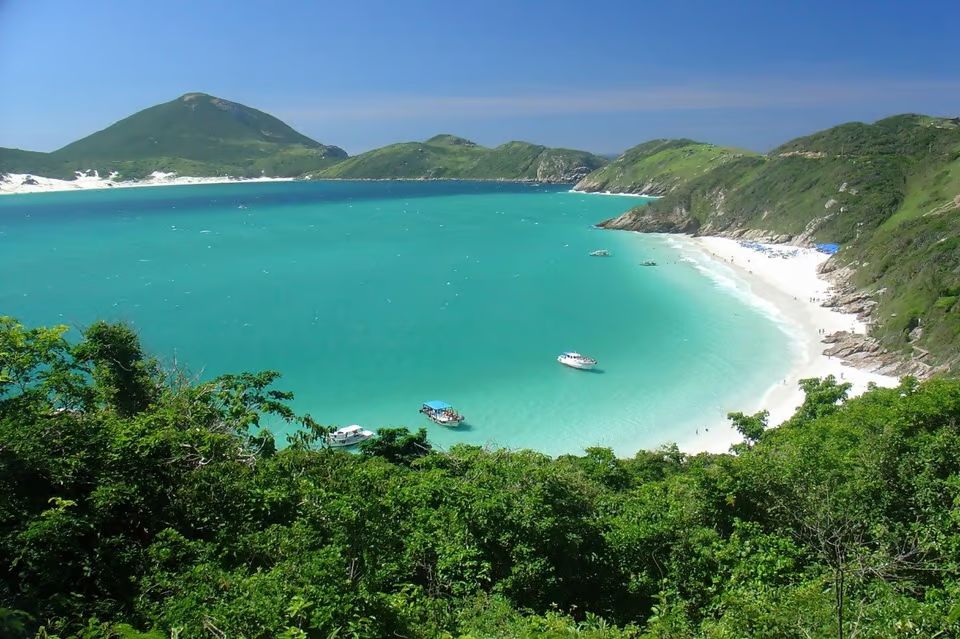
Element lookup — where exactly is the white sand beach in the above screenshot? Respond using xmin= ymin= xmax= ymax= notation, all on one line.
xmin=570 ymin=189 xmax=662 ymax=198
xmin=675 ymin=235 xmax=900 ymax=454
xmin=0 ymin=171 xmax=294 ymax=196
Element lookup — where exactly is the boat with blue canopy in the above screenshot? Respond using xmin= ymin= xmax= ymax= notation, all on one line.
xmin=420 ymin=400 xmax=464 ymax=426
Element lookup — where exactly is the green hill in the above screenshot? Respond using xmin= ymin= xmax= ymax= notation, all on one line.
xmin=2 ymin=101 xmax=605 ymax=184
xmin=573 ymin=138 xmax=758 ymax=195
xmin=1 ymin=93 xmax=347 ymax=180
xmin=596 ymin=114 xmax=960 ymax=371
xmin=55 ymin=92 xmax=346 ymax=164
xmin=313 ymin=135 xmax=608 ymax=182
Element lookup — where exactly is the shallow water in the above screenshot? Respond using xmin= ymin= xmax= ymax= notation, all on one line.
xmin=0 ymin=181 xmax=792 ymax=455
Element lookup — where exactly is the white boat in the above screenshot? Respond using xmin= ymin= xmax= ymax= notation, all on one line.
xmin=590 ymin=249 xmax=611 ymax=257
xmin=327 ymin=425 xmax=375 ymax=447
xmin=420 ymin=400 xmax=465 ymax=427
xmin=557 ymin=351 xmax=597 ymax=370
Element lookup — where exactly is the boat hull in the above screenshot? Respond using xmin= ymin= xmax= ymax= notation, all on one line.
xmin=426 ymin=415 xmax=463 ymax=427
xmin=558 ymin=356 xmax=596 ymax=370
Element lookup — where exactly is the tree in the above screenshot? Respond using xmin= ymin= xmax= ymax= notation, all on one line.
xmin=727 ymin=409 xmax=769 ymax=453
xmin=72 ymin=321 xmax=158 ymax=417
xmin=359 ymin=427 xmax=432 ymax=465
xmin=789 ymin=376 xmax=853 ymax=425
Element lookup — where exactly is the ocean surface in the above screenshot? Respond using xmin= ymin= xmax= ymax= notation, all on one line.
xmin=0 ymin=181 xmax=794 ymax=456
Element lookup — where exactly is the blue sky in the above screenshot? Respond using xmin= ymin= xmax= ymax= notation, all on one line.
xmin=1 ymin=0 xmax=958 ymax=154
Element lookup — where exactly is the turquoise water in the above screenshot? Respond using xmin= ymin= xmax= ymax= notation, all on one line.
xmin=0 ymin=181 xmax=793 ymax=455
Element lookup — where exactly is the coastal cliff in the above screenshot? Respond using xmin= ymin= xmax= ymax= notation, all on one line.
xmin=593 ymin=114 xmax=960 ymax=374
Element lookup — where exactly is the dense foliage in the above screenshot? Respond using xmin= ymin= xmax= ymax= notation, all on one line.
xmin=589 ymin=115 xmax=960 ymax=370
xmin=2 ymin=317 xmax=960 ymax=638
xmin=314 ymin=135 xmax=607 ymax=182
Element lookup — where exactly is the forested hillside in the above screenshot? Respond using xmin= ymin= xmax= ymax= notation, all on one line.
xmin=2 ymin=317 xmax=959 ymax=638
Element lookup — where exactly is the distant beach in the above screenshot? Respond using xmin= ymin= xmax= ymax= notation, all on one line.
xmin=671 ymin=235 xmax=899 ymax=454
xmin=0 ymin=171 xmax=294 ymax=196
xmin=569 ymin=189 xmax=662 ymax=198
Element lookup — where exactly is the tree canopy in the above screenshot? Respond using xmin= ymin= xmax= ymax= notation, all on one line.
xmin=2 ymin=317 xmax=959 ymax=638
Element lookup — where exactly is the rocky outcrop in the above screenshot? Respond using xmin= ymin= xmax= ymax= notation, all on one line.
xmin=573 ymin=175 xmax=678 ymax=196
xmin=598 ymin=205 xmax=700 ymax=233
xmin=697 ymin=226 xmax=795 ymax=244
xmin=535 ymin=156 xmax=596 ymax=183
xmin=822 ymin=290 xmax=877 ymax=320
xmin=822 ymin=331 xmax=947 ymax=379
xmin=815 ymin=259 xmax=947 ymax=378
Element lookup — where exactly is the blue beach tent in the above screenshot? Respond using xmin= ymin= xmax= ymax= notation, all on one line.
xmin=815 ymin=243 xmax=840 ymax=255
xmin=423 ymin=400 xmax=452 ymax=411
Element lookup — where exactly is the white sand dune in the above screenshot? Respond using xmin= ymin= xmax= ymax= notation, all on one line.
xmin=0 ymin=171 xmax=294 ymax=195
xmin=674 ymin=235 xmax=900 ymax=455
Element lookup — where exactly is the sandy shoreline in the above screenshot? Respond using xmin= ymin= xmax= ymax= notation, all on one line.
xmin=0 ymin=171 xmax=294 ymax=196
xmin=0 ymin=173 xmax=633 ymax=197
xmin=670 ymin=235 xmax=899 ymax=454
xmin=569 ymin=189 xmax=661 ymax=198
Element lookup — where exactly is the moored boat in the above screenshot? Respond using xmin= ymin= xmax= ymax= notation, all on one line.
xmin=590 ymin=249 xmax=611 ymax=257
xmin=327 ymin=425 xmax=375 ymax=447
xmin=557 ymin=351 xmax=597 ymax=370
xmin=420 ymin=400 xmax=465 ymax=427
xmin=639 ymin=260 xmax=658 ymax=266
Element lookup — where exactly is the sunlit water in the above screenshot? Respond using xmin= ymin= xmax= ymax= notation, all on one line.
xmin=0 ymin=181 xmax=793 ymax=455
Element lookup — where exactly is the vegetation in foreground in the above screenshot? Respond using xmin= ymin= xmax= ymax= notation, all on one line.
xmin=2 ymin=317 xmax=959 ymax=638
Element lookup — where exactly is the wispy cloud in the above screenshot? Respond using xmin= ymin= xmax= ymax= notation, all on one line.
xmin=273 ymin=79 xmax=960 ymax=121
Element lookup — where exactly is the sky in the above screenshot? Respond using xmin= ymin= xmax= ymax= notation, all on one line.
xmin=1 ymin=0 xmax=958 ymax=155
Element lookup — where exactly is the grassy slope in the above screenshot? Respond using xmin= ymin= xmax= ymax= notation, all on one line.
xmin=314 ymin=136 xmax=607 ymax=181
xmin=2 ymin=93 xmax=347 ymax=181
xmin=573 ymin=139 xmax=758 ymax=195
xmin=602 ymin=115 xmax=960 ymax=369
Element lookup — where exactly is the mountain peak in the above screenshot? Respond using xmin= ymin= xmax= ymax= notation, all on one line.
xmin=425 ymin=134 xmax=477 ymax=147
xmin=55 ymin=93 xmax=347 ymax=163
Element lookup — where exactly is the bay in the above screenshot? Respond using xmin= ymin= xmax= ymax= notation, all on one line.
xmin=0 ymin=181 xmax=793 ymax=455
